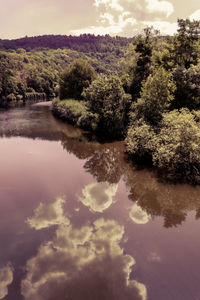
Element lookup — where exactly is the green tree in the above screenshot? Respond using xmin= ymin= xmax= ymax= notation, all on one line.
xmin=174 ymin=19 xmax=200 ymax=68
xmin=129 ymin=27 xmax=156 ymax=100
xmin=130 ymin=67 xmax=175 ymax=125
xmin=173 ymin=64 xmax=200 ymax=110
xmin=82 ymin=74 xmax=131 ymax=138
xmin=59 ymin=59 xmax=96 ymax=100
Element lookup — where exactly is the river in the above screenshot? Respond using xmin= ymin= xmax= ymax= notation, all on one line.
xmin=0 ymin=102 xmax=200 ymax=300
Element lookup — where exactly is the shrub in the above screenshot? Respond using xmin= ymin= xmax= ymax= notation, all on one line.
xmin=152 ymin=109 xmax=200 ymax=183
xmin=126 ymin=119 xmax=157 ymax=160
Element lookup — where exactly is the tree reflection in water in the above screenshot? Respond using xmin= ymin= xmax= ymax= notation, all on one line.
xmin=2 ymin=103 xmax=200 ymax=229
xmin=62 ymin=131 xmax=200 ymax=228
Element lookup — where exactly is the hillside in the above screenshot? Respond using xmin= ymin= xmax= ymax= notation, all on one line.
xmin=0 ymin=34 xmax=132 ymax=104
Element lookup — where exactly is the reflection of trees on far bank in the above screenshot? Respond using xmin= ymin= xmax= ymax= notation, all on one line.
xmin=124 ymin=168 xmax=200 ymax=228
xmin=62 ymin=136 xmax=125 ymax=184
xmin=3 ymin=103 xmax=200 ymax=229
xmin=62 ymin=127 xmax=200 ymax=229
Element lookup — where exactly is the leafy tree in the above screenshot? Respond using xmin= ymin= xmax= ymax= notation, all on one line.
xmin=130 ymin=67 xmax=175 ymax=125
xmin=173 ymin=64 xmax=200 ymax=110
xmin=82 ymin=74 xmax=131 ymax=138
xmin=174 ymin=19 xmax=200 ymax=68
xmin=151 ymin=37 xmax=175 ymax=71
xmin=129 ymin=27 xmax=156 ymax=100
xmin=59 ymin=59 xmax=96 ymax=100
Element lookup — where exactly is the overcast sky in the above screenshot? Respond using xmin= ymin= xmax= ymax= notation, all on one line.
xmin=0 ymin=0 xmax=199 ymax=39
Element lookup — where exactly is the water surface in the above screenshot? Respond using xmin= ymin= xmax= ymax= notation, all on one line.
xmin=0 ymin=102 xmax=200 ymax=300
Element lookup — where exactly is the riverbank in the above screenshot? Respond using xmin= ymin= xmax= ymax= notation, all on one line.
xmin=51 ymin=98 xmax=98 ymax=131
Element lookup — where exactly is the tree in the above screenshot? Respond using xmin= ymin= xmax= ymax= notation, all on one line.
xmin=59 ymin=59 xmax=96 ymax=100
xmin=173 ymin=64 xmax=200 ymax=110
xmin=82 ymin=74 xmax=131 ymax=138
xmin=130 ymin=67 xmax=175 ymax=126
xmin=174 ymin=19 xmax=200 ymax=68
xmin=129 ymin=27 xmax=157 ymax=100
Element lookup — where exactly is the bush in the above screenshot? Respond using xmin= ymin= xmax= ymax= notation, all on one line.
xmin=6 ymin=93 xmax=16 ymax=102
xmin=152 ymin=109 xmax=200 ymax=183
xmin=126 ymin=119 xmax=157 ymax=160
xmin=59 ymin=59 xmax=96 ymax=100
xmin=52 ymin=98 xmax=98 ymax=130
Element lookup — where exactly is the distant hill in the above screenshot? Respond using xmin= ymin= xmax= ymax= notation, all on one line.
xmin=0 ymin=34 xmax=134 ymax=104
xmin=0 ymin=34 xmax=133 ymax=53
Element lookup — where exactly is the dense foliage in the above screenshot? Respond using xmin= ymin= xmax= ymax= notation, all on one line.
xmin=82 ymin=74 xmax=131 ymax=138
xmin=0 ymin=35 xmax=131 ymax=105
xmin=1 ymin=19 xmax=200 ymax=183
xmin=124 ymin=19 xmax=200 ymax=183
xmin=0 ymin=34 xmax=132 ymax=53
xmin=59 ymin=59 xmax=96 ymax=100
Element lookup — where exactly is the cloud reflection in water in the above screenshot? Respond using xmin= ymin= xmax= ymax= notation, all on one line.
xmin=0 ymin=263 xmax=13 ymax=299
xmin=129 ymin=204 xmax=151 ymax=225
xmin=79 ymin=182 xmax=118 ymax=213
xmin=22 ymin=198 xmax=147 ymax=300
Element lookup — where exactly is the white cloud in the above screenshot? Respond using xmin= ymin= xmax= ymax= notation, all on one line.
xmin=22 ymin=200 xmax=147 ymax=300
xmin=129 ymin=204 xmax=151 ymax=225
xmin=146 ymin=0 xmax=174 ymax=18
xmin=0 ymin=264 xmax=13 ymax=299
xmin=78 ymin=182 xmax=118 ymax=213
xmin=100 ymin=12 xmax=115 ymax=25
xmin=71 ymin=0 xmax=176 ymax=37
xmin=143 ymin=20 xmax=178 ymax=35
xmin=94 ymin=0 xmax=124 ymax=12
xmin=189 ymin=9 xmax=200 ymax=21
xmin=71 ymin=15 xmax=137 ymax=36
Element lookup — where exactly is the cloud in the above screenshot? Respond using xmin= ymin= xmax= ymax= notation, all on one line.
xmin=147 ymin=252 xmax=161 ymax=262
xmin=78 ymin=182 xmax=118 ymax=213
xmin=22 ymin=200 xmax=147 ymax=300
xmin=146 ymin=0 xmax=174 ymax=18
xmin=143 ymin=20 xmax=178 ymax=35
xmin=0 ymin=263 xmax=13 ymax=299
xmin=95 ymin=0 xmax=124 ymax=12
xmin=189 ymin=9 xmax=200 ymax=21
xmin=71 ymin=12 xmax=137 ymax=36
xmin=27 ymin=197 xmax=69 ymax=230
xmin=129 ymin=204 xmax=151 ymax=225
xmin=71 ymin=0 xmax=176 ymax=37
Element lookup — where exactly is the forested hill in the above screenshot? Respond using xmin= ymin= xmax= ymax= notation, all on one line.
xmin=0 ymin=34 xmax=132 ymax=53
xmin=0 ymin=34 xmax=133 ymax=104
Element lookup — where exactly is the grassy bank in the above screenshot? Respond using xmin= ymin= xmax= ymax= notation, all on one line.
xmin=51 ymin=98 xmax=98 ymax=131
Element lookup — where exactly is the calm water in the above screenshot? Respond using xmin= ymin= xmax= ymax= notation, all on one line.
xmin=1 ymin=102 xmax=200 ymax=300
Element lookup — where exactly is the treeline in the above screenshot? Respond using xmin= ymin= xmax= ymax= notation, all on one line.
xmin=0 ymin=34 xmax=132 ymax=53
xmin=0 ymin=37 xmax=130 ymax=105
xmin=53 ymin=19 xmax=200 ymax=184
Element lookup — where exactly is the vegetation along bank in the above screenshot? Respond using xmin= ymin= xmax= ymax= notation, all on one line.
xmin=1 ymin=19 xmax=200 ymax=184
xmin=52 ymin=19 xmax=200 ymax=184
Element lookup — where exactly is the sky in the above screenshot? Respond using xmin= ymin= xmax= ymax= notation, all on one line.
xmin=0 ymin=0 xmax=199 ymax=39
